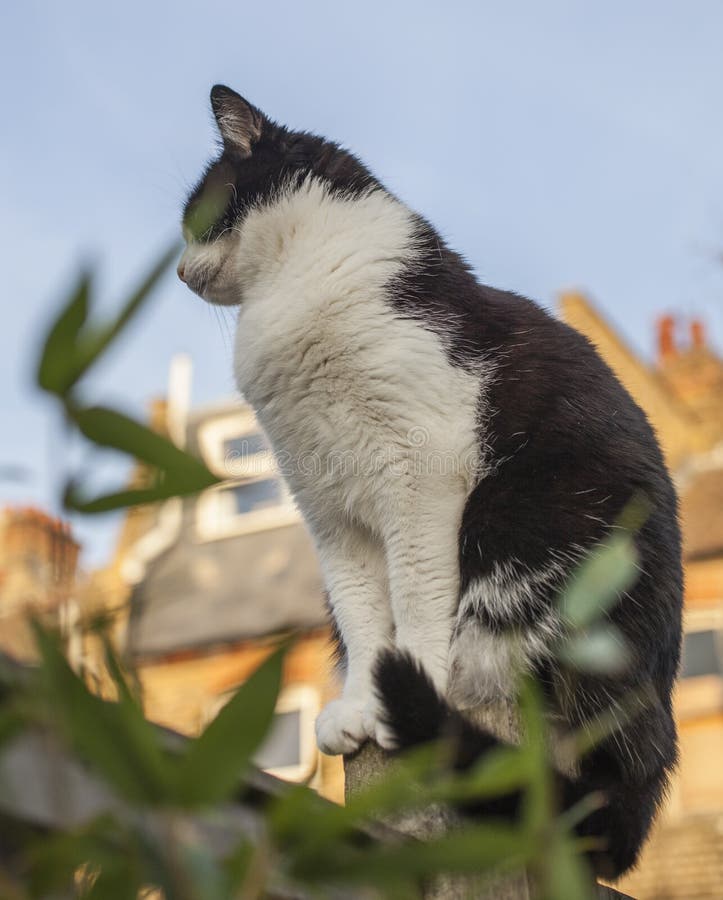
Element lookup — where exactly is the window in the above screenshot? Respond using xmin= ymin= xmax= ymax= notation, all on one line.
xmin=195 ymin=410 xmax=299 ymax=539
xmin=254 ymin=709 xmax=303 ymax=770
xmin=206 ymin=684 xmax=319 ymax=782
xmin=681 ymin=629 xmax=723 ymax=679
xmin=196 ymin=477 xmax=299 ymax=540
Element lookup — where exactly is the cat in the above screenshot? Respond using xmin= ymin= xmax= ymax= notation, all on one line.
xmin=179 ymin=85 xmax=683 ymax=878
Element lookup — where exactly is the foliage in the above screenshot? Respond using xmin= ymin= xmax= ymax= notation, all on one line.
xmin=35 ymin=244 xmax=219 ymax=513
xmin=1 ymin=623 xmax=620 ymax=900
xmin=0 ymin=245 xmax=645 ymax=898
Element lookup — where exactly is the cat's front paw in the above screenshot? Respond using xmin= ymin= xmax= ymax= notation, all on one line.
xmin=315 ymin=698 xmax=372 ymax=755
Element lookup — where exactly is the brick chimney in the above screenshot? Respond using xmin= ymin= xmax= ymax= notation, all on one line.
xmin=657 ymin=314 xmax=677 ymax=362
xmin=0 ymin=506 xmax=80 ymax=614
xmin=690 ymin=318 xmax=706 ymax=351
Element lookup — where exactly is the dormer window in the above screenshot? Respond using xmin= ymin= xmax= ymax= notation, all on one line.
xmin=195 ymin=410 xmax=298 ymax=540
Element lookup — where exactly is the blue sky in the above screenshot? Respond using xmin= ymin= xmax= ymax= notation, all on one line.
xmin=2 ymin=1 xmax=723 ymax=565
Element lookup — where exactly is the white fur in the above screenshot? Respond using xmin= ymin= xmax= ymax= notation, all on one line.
xmin=458 ymin=559 xmax=566 ymax=621
xmin=450 ymin=561 xmax=566 ymax=708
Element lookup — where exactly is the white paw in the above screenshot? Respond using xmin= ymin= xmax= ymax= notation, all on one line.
xmin=315 ymin=698 xmax=371 ymax=756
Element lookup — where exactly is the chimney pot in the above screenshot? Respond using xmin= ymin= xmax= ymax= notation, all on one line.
xmin=658 ymin=315 xmax=677 ymax=361
xmin=691 ymin=318 xmax=706 ymax=350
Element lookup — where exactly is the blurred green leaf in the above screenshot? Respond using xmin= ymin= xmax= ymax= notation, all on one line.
xmin=560 ymin=533 xmax=639 ymax=630
xmin=36 ymin=244 xmax=180 ymax=400
xmin=28 ymin=835 xmax=88 ymax=897
xmin=272 ymin=742 xmax=453 ymax=857
xmin=72 ymin=405 xmax=218 ymax=488
xmin=411 ymin=743 xmax=532 ymax=813
xmin=556 ymin=791 xmax=606 ymax=833
xmin=185 ymin=184 xmax=232 ymax=241
xmin=542 ymin=834 xmax=595 ymax=900
xmin=62 ymin=404 xmax=219 ymax=514
xmin=461 ymin=744 xmax=531 ymax=800
xmin=518 ymin=676 xmax=552 ymax=833
xmin=36 ymin=271 xmax=91 ymax=396
xmin=64 ymin=483 xmax=178 ymax=514
xmin=101 ymin=634 xmax=143 ymax=710
xmin=293 ymin=821 xmax=532 ymax=887
xmin=222 ymin=840 xmax=255 ymax=895
xmin=72 ymin=242 xmax=181 ymax=387
xmin=616 ymin=491 xmax=652 ymax=532
xmin=174 ymin=642 xmax=287 ymax=806
xmin=28 ymin=817 xmax=125 ymax=899
xmin=560 ymin=624 xmax=631 ymax=675
xmin=32 ymin=622 xmax=172 ymax=805
xmin=82 ymin=862 xmax=139 ymax=900
xmin=571 ymin=682 xmax=654 ymax=759
xmin=0 ymin=709 xmax=24 ymax=748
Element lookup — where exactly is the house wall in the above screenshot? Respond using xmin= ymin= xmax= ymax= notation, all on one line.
xmin=0 ymin=506 xmax=80 ymax=661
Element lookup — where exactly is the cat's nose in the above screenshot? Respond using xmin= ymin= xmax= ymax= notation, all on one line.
xmin=177 ymin=262 xmax=187 ymax=282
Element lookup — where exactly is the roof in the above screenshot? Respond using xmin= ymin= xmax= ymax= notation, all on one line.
xmin=128 ymin=515 xmax=326 ymax=659
xmin=558 ymin=292 xmax=707 ymax=470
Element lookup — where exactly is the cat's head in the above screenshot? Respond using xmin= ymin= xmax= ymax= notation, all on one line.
xmin=178 ymin=85 xmax=377 ymax=305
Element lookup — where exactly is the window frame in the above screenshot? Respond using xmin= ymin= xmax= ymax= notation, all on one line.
xmin=205 ymin=683 xmax=320 ymax=783
xmin=194 ymin=411 xmax=299 ymax=541
xmin=197 ymin=411 xmax=275 ymax=481
xmin=259 ymin=683 xmax=321 ymax=782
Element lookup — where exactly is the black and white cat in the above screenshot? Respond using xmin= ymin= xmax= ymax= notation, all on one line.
xmin=180 ymin=85 xmax=682 ymax=878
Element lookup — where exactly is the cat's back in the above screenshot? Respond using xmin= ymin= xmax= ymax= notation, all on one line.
xmin=397 ymin=238 xmax=670 ymax=489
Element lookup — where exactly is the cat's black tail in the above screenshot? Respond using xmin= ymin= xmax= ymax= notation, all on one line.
xmin=374 ymin=649 xmax=500 ymax=768
xmin=374 ymin=649 xmax=671 ymax=880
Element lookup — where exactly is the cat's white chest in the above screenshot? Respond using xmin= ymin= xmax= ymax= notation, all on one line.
xmin=235 ymin=290 xmax=481 ymax=533
xmin=231 ymin=181 xmax=483 ymax=535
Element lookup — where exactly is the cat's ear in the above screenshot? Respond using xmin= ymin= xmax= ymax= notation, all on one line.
xmin=210 ymin=85 xmax=265 ymax=155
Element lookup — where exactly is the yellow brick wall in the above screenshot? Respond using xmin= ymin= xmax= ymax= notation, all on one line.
xmin=137 ymin=628 xmax=344 ymax=802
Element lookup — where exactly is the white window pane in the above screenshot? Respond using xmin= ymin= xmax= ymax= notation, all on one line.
xmin=254 ymin=709 xmax=301 ymax=769
xmin=681 ymin=630 xmax=721 ymax=679
xmin=224 ymin=433 xmax=268 ymax=460
xmin=231 ymin=479 xmax=283 ymax=515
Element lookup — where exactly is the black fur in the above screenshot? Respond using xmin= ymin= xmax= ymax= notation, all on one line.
xmin=375 ymin=650 xmax=677 ymax=880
